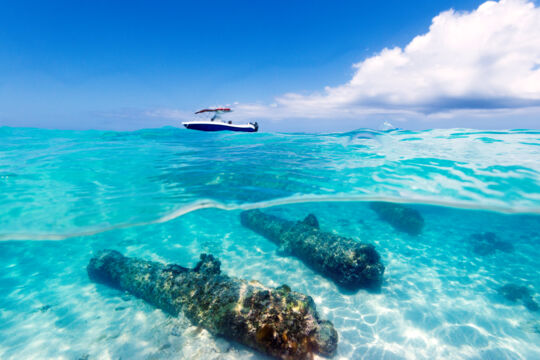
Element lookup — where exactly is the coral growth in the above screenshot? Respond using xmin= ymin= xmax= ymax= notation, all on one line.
xmin=470 ymin=232 xmax=514 ymax=256
xmin=498 ymin=283 xmax=539 ymax=312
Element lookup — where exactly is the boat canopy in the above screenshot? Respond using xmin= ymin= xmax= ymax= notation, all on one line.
xmin=195 ymin=108 xmax=232 ymax=114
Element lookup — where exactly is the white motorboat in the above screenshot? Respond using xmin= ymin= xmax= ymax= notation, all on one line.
xmin=182 ymin=108 xmax=258 ymax=132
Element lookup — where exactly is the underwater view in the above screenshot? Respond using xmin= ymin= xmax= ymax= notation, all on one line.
xmin=1 ymin=126 xmax=539 ymax=359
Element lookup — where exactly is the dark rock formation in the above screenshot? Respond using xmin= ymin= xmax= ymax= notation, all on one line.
xmin=498 ymin=283 xmax=539 ymax=312
xmin=521 ymin=320 xmax=540 ymax=334
xmin=369 ymin=202 xmax=424 ymax=236
xmin=88 ymin=250 xmax=338 ymax=359
xmin=470 ymin=232 xmax=514 ymax=256
xmin=240 ymin=210 xmax=384 ymax=290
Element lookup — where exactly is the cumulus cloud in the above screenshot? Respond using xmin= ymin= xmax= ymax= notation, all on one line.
xmin=237 ymin=0 xmax=540 ymax=125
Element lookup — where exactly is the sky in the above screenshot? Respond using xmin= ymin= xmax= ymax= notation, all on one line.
xmin=1 ymin=0 xmax=539 ymax=131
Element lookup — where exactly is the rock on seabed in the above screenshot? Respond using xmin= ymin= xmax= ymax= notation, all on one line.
xmin=370 ymin=202 xmax=424 ymax=236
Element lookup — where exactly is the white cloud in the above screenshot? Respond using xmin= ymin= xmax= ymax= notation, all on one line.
xmin=237 ymin=0 xmax=540 ymax=126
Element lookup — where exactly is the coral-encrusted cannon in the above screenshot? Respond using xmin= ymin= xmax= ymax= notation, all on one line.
xmin=241 ymin=210 xmax=385 ymax=290
xmin=88 ymin=250 xmax=338 ymax=359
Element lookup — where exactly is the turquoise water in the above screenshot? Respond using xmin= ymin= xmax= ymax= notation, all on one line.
xmin=1 ymin=126 xmax=539 ymax=359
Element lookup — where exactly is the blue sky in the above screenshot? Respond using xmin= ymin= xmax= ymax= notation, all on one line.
xmin=1 ymin=0 xmax=539 ymax=131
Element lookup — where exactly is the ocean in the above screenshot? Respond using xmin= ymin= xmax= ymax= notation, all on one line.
xmin=0 ymin=126 xmax=539 ymax=359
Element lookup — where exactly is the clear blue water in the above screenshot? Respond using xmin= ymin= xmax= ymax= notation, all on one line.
xmin=1 ymin=126 xmax=539 ymax=359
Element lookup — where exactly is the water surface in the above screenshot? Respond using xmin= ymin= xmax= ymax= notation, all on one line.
xmin=0 ymin=126 xmax=539 ymax=359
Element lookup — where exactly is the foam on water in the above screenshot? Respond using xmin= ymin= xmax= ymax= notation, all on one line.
xmin=0 ymin=126 xmax=539 ymax=359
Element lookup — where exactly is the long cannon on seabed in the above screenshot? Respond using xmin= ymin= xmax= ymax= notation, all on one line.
xmin=88 ymin=250 xmax=338 ymax=360
xmin=240 ymin=210 xmax=385 ymax=290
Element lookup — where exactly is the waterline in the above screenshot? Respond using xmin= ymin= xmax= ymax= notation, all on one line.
xmin=2 ymin=194 xmax=538 ymax=241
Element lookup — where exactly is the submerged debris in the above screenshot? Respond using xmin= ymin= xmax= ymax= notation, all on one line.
xmin=38 ymin=304 xmax=52 ymax=313
xmin=369 ymin=202 xmax=424 ymax=236
xmin=520 ymin=320 xmax=540 ymax=335
xmin=240 ymin=210 xmax=384 ymax=290
xmin=498 ymin=283 xmax=539 ymax=312
xmin=469 ymin=232 xmax=514 ymax=256
xmin=88 ymin=250 xmax=338 ymax=360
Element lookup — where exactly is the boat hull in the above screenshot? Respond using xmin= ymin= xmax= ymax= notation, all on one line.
xmin=183 ymin=122 xmax=258 ymax=132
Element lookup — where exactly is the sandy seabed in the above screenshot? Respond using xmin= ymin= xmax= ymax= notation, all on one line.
xmin=1 ymin=202 xmax=539 ymax=360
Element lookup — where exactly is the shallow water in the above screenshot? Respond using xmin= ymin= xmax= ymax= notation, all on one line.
xmin=0 ymin=126 xmax=539 ymax=359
